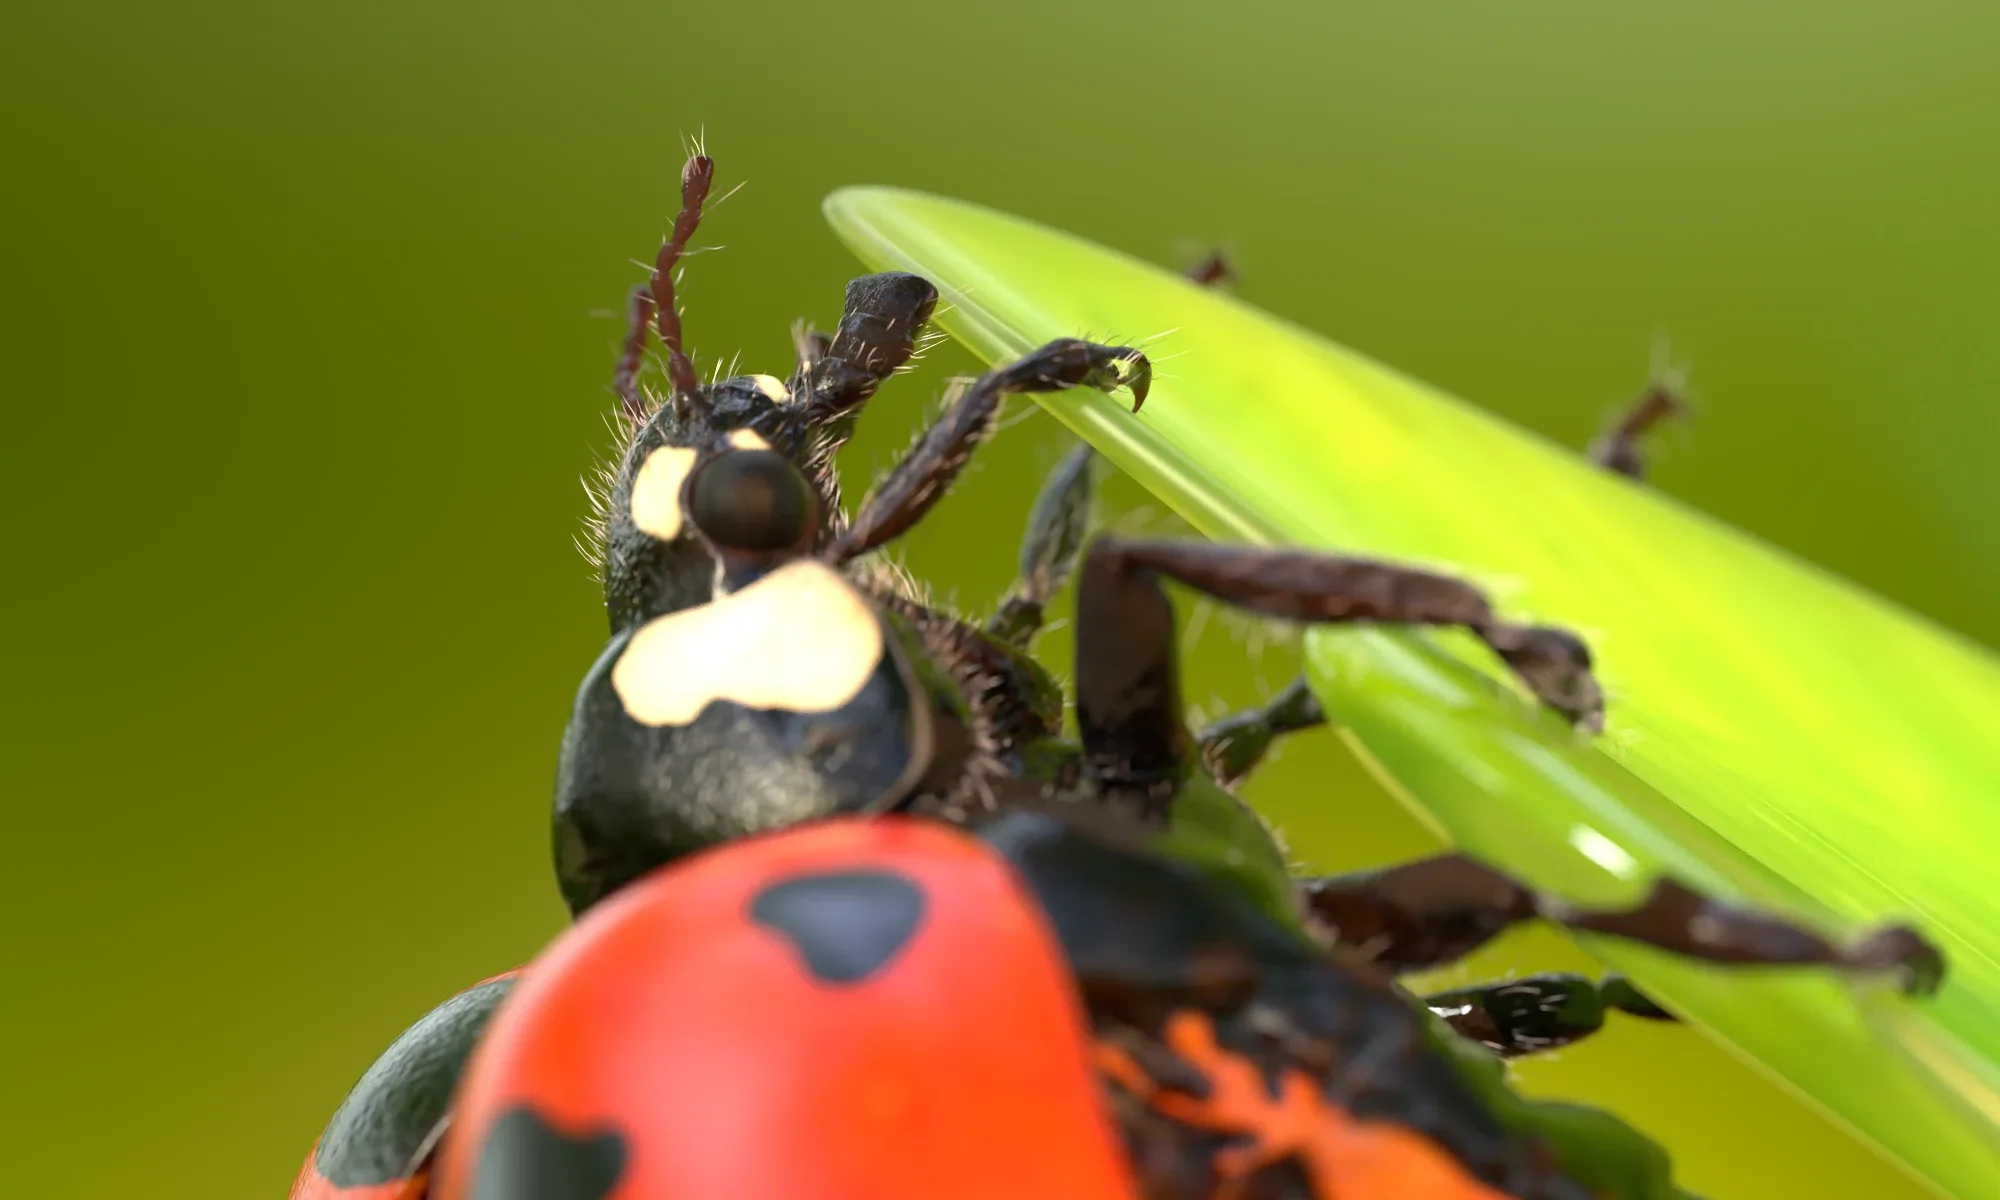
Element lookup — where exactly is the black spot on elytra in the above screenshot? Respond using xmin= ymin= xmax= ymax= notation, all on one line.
xmin=749 ymin=870 xmax=927 ymax=984
xmin=316 ymin=976 xmax=517 ymax=1187
xmin=470 ymin=1106 xmax=627 ymax=1200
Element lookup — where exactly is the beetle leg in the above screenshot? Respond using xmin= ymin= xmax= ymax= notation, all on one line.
xmin=1074 ymin=535 xmax=1605 ymax=734
xmin=616 ymin=153 xmax=715 ymax=426
xmin=795 ymin=272 xmax=940 ymax=422
xmin=1069 ymin=535 xmax=1600 ymax=811
xmin=1299 ymin=853 xmax=1944 ymax=996
xmin=1422 ymin=971 xmax=1676 ymax=1059
xmin=1068 ymin=535 xmax=1192 ymax=813
xmin=1586 ymin=345 xmax=1690 ymax=480
xmin=1183 ymin=250 xmax=1237 ymax=287
xmin=824 ymin=340 xmax=1149 ymax=565
xmin=1194 ymin=676 xmax=1327 ymax=790
xmin=985 ymin=443 xmax=1097 ymax=647
xmin=1586 ymin=384 xmax=1685 ymax=480
xmin=781 ymin=273 xmax=942 ymax=542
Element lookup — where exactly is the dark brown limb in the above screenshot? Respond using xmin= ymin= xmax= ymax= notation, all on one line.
xmin=795 ymin=272 xmax=939 ymax=426
xmin=1070 ymin=534 xmax=1190 ymax=812
xmin=1300 ymin=854 xmax=1944 ymax=996
xmin=1195 ymin=676 xmax=1327 ymax=790
xmin=787 ymin=273 xmax=940 ymax=527
xmin=615 ymin=154 xmax=715 ymax=426
xmin=1080 ymin=538 xmax=1604 ymax=732
xmin=1424 ymin=972 xmax=1675 ymax=1059
xmin=824 ymin=339 xmax=1148 ymax=565
xmin=1184 ymin=251 xmax=1236 ymax=288
xmin=985 ymin=443 xmax=1097 ymax=647
xmin=1587 ymin=379 xmax=1688 ymax=480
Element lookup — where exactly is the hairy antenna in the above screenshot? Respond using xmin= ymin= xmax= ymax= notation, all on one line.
xmin=614 ymin=153 xmax=716 ymax=425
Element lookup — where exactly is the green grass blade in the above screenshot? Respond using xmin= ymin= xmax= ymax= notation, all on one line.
xmin=825 ymin=186 xmax=2000 ymax=1199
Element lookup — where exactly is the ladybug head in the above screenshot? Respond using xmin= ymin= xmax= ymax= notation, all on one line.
xmin=681 ymin=435 xmax=822 ymax=590
xmin=623 ymin=426 xmax=823 ymax=595
xmin=596 ymin=266 xmax=937 ymax=635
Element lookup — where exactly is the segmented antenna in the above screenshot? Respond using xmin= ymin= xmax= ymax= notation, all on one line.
xmin=614 ymin=153 xmax=716 ymax=425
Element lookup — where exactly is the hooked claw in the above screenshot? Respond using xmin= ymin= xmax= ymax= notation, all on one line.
xmin=1118 ymin=351 xmax=1151 ymax=413
xmin=1082 ymin=348 xmax=1151 ymax=413
xmin=1855 ymin=925 xmax=1947 ymax=997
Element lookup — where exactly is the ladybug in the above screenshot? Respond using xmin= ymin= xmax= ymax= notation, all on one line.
xmin=433 ymin=813 xmax=1614 ymax=1199
xmin=289 ymin=153 xmax=1946 ymax=1197
xmin=552 ymin=157 xmax=1943 ymax=1039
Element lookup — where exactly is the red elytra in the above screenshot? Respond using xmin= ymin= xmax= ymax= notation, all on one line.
xmin=287 ymin=1153 xmax=427 ymax=1200
xmin=431 ymin=816 xmax=1141 ymax=1200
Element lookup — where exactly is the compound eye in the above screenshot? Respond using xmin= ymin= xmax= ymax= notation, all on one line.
xmin=685 ymin=449 xmax=817 ymax=552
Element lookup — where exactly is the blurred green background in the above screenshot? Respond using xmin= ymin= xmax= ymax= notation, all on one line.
xmin=4 ymin=1 xmax=1995 ymax=1197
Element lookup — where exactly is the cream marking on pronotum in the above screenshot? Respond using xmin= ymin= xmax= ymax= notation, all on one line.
xmin=727 ymin=428 xmax=772 ymax=450
xmin=611 ymin=559 xmax=885 ymax=725
xmin=745 ymin=374 xmax=790 ymax=403
xmin=628 ymin=446 xmax=700 ymax=542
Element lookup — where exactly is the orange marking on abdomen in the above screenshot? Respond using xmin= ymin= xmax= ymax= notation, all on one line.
xmin=1107 ymin=1011 xmax=1516 ymax=1200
